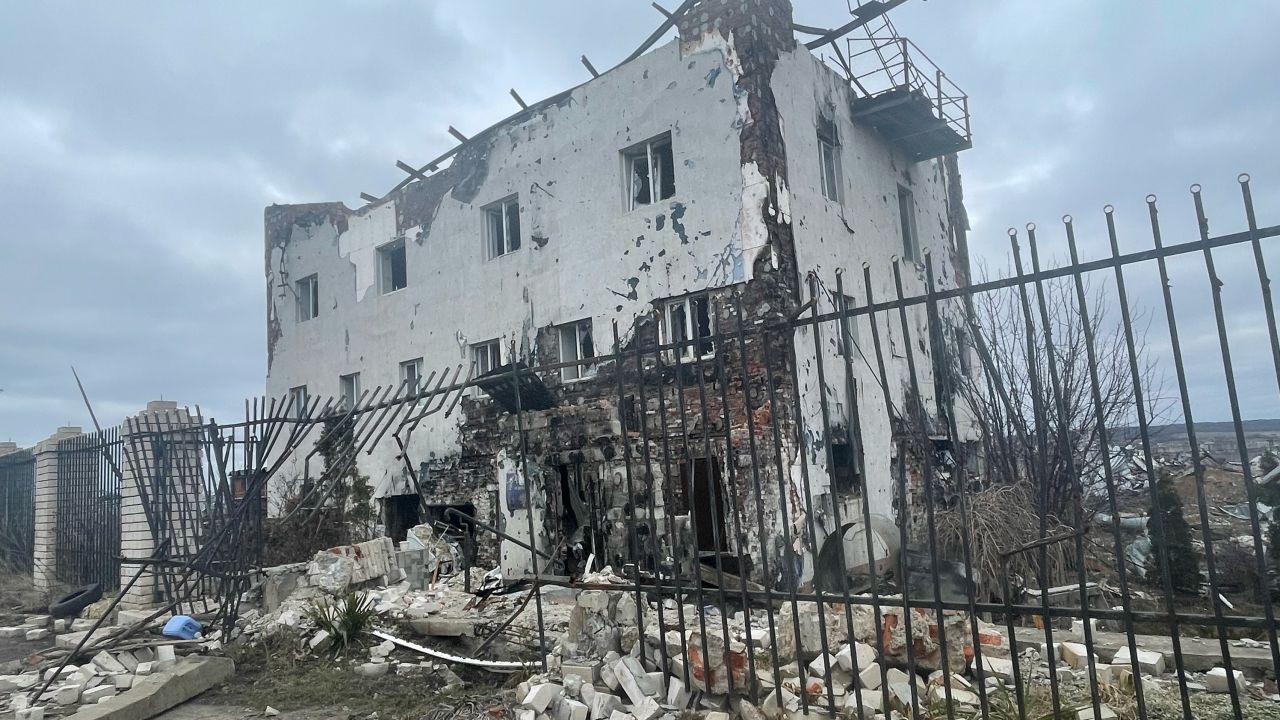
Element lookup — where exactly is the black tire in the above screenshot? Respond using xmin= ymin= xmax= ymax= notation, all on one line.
xmin=49 ymin=582 xmax=103 ymax=619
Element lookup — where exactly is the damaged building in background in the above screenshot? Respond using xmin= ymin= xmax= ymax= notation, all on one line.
xmin=263 ymin=0 xmax=976 ymax=591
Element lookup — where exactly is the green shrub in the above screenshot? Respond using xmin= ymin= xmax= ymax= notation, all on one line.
xmin=307 ymin=592 xmax=377 ymax=651
xmin=1148 ymin=473 xmax=1200 ymax=592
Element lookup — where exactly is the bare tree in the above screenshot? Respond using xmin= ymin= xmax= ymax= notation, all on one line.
xmin=954 ymin=271 xmax=1166 ymax=528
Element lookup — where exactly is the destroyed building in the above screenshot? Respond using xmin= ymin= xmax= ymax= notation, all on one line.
xmin=263 ymin=0 xmax=976 ymax=588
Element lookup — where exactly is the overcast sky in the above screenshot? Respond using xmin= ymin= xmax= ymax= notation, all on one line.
xmin=2 ymin=1 xmax=1279 ymax=447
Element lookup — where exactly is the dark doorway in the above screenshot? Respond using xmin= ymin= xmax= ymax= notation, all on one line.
xmin=384 ymin=494 xmax=421 ymax=543
xmin=679 ymin=458 xmax=728 ymax=553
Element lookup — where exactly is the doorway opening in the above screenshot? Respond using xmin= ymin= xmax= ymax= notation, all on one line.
xmin=383 ymin=494 xmax=421 ymax=543
xmin=678 ymin=457 xmax=728 ymax=554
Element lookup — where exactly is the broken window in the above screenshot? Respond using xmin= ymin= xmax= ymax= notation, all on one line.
xmin=400 ymin=357 xmax=424 ymax=392
xmin=897 ymin=184 xmax=919 ymax=262
xmin=287 ymin=385 xmax=308 ymax=415
xmin=484 ymin=196 xmax=521 ymax=259
xmin=295 ymin=274 xmax=319 ymax=322
xmin=557 ymin=319 xmax=596 ymax=382
xmin=377 ymin=239 xmax=407 ymax=293
xmin=471 ymin=340 xmax=501 ymax=377
xmin=836 ymin=294 xmax=860 ymax=358
xmin=661 ymin=294 xmax=714 ymax=362
xmin=830 ymin=442 xmax=862 ymax=495
xmin=624 ymin=134 xmax=675 ymax=210
xmin=339 ymin=372 xmax=361 ymax=410
xmin=818 ymin=116 xmax=842 ymax=203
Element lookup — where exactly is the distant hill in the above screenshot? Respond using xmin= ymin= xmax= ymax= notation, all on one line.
xmin=1113 ymin=419 xmax=1280 ymax=442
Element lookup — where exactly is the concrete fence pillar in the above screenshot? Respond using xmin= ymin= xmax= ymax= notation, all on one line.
xmin=32 ymin=426 xmax=83 ymax=594
xmin=118 ymin=401 xmax=200 ymax=610
xmin=0 ymin=441 xmax=19 ymax=456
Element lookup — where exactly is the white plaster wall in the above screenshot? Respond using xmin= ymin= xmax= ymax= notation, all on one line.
xmin=771 ymin=49 xmax=971 ymax=575
xmin=266 ymin=39 xmax=761 ymax=508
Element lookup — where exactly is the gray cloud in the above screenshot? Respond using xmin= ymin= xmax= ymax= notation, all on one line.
xmin=2 ymin=1 xmax=1278 ymax=446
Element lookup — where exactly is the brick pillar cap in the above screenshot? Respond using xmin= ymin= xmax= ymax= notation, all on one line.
xmin=56 ymin=426 xmax=82 ymax=435
xmin=146 ymin=400 xmax=179 ymax=412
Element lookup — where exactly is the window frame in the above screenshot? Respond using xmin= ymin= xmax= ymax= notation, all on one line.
xmin=287 ymin=385 xmax=309 ymax=415
xmin=624 ymin=133 xmax=676 ymax=211
xmin=295 ymin=274 xmax=319 ymax=322
xmin=897 ymin=184 xmax=919 ymax=262
xmin=557 ymin=319 xmax=596 ymax=382
xmin=483 ymin=195 xmax=521 ymax=260
xmin=399 ymin=357 xmax=424 ymax=393
xmin=660 ymin=295 xmax=715 ymax=362
xmin=817 ymin=119 xmax=842 ymax=203
xmin=471 ymin=340 xmax=501 ymax=378
xmin=339 ymin=372 xmax=361 ymax=410
xmin=377 ymin=238 xmax=408 ymax=294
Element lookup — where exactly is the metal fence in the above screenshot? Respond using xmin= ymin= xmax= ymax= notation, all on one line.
xmin=55 ymin=428 xmax=122 ymax=591
xmin=190 ymin=175 xmax=1274 ymax=719
xmin=69 ymin=175 xmax=1277 ymax=719
xmin=0 ymin=450 xmax=35 ymax=574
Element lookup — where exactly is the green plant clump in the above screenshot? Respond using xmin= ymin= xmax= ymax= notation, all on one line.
xmin=307 ymin=592 xmax=377 ymax=650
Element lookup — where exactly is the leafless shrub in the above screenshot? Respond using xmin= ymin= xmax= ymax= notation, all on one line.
xmin=933 ymin=483 xmax=1073 ymax=599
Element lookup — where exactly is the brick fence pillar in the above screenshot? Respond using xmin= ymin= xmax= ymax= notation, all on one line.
xmin=32 ymin=426 xmax=83 ymax=594
xmin=118 ymin=401 xmax=201 ymax=610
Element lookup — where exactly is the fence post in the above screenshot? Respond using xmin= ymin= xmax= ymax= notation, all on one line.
xmin=32 ymin=426 xmax=82 ymax=595
xmin=118 ymin=401 xmax=199 ymax=610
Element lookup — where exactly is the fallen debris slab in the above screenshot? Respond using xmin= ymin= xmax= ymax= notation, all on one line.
xmin=67 ymin=656 xmax=233 ymax=720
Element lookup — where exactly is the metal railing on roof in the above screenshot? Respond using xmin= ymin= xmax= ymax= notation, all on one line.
xmin=847 ymin=35 xmax=971 ymax=146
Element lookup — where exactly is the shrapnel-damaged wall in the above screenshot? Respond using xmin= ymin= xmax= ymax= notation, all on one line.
xmin=262 ymin=0 xmax=972 ymax=592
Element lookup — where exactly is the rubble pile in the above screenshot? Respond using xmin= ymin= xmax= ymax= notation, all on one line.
xmin=513 ymin=584 xmax=1013 ymax=720
xmin=0 ymin=611 xmax=220 ymax=719
xmin=242 ymin=534 xmax=576 ymax=659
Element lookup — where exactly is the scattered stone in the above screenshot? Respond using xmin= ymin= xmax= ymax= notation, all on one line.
xmin=266 ymin=707 xmax=280 ymax=717
xmin=308 ymin=629 xmax=333 ymax=651
xmin=135 ymin=661 xmax=154 ymax=676
xmin=92 ymin=651 xmax=127 ymax=674
xmin=23 ymin=615 xmax=51 ymax=627
xmin=155 ymin=645 xmax=177 ymax=671
xmin=523 ymin=683 xmax=564 ymax=713
xmin=562 ymin=660 xmax=599 ymax=682
xmin=1059 ymin=642 xmax=1093 ymax=671
xmin=55 ymin=684 xmax=83 ymax=705
xmin=112 ymin=674 xmax=133 ymax=690
xmin=116 ymin=650 xmax=139 ymax=673
xmin=356 ymin=662 xmax=390 ymax=678
xmin=0 ymin=626 xmax=25 ymax=638
xmin=1206 ymin=666 xmax=1244 ymax=693
xmin=560 ymin=699 xmax=589 ymax=720
xmin=81 ymin=685 xmax=117 ymax=704
xmin=589 ymin=692 xmax=622 ymax=720
xmin=666 ymin=676 xmax=690 ymax=708
xmin=14 ymin=708 xmax=45 ymax=720
xmin=846 ymin=660 xmax=877 ymax=691
xmin=1112 ymin=647 xmax=1165 ymax=676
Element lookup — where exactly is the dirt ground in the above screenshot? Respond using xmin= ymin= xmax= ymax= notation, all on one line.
xmin=156 ymin=702 xmax=347 ymax=720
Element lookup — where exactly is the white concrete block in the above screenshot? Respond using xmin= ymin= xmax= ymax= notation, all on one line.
xmin=857 ymin=662 xmax=882 ymax=690
xmin=1111 ymin=647 xmax=1165 ymax=676
xmin=1059 ymin=642 xmax=1092 ymax=670
xmin=92 ymin=651 xmax=127 ymax=674
xmin=134 ymin=661 xmax=154 ymax=676
xmin=589 ymin=692 xmax=621 ymax=720
xmin=1206 ymin=666 xmax=1244 ymax=693
xmin=522 ymin=683 xmax=563 ymax=713
xmin=80 ymin=685 xmax=116 ymax=704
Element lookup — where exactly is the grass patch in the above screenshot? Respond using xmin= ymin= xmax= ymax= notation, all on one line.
xmin=209 ymin=633 xmax=515 ymax=720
